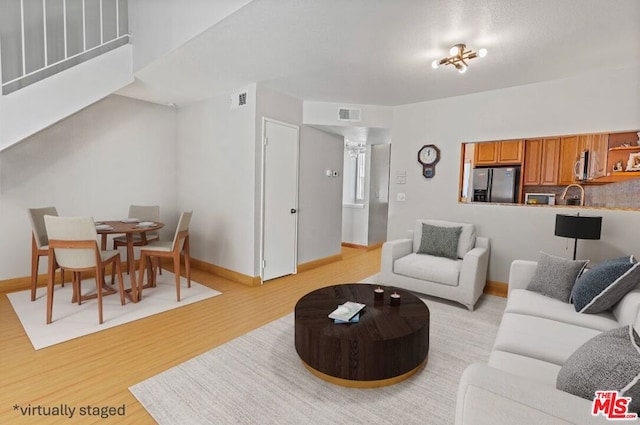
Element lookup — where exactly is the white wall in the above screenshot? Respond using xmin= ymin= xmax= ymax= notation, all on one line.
xmin=303 ymin=101 xmax=394 ymax=129
xmin=0 ymin=95 xmax=178 ymax=280
xmin=127 ymin=0 xmax=252 ymax=72
xmin=0 ymin=45 xmax=133 ymax=150
xmin=176 ymin=85 xmax=257 ymax=277
xmin=298 ymin=126 xmax=344 ymax=263
xmin=389 ymin=65 xmax=640 ymax=283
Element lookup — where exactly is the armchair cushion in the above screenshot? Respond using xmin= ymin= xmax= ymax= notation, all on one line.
xmin=572 ymin=257 xmax=640 ymax=314
xmin=412 ymin=219 xmax=476 ymax=259
xmin=556 ymin=325 xmax=640 ymax=414
xmin=393 ymin=253 xmax=462 ymax=286
xmin=417 ymin=223 xmax=461 ymax=259
xmin=527 ymin=252 xmax=588 ymax=302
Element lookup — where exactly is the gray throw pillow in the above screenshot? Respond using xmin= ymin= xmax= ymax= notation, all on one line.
xmin=556 ymin=325 xmax=640 ymax=414
xmin=527 ymin=252 xmax=588 ymax=302
xmin=417 ymin=223 xmax=461 ymax=260
xmin=572 ymin=256 xmax=640 ymax=314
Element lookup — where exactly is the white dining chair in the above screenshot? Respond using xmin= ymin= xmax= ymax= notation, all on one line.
xmin=44 ymin=215 xmax=126 ymax=324
xmin=137 ymin=211 xmax=192 ymax=302
xmin=28 ymin=206 xmax=64 ymax=301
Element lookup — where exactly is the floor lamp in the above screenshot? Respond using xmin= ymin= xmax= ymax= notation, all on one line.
xmin=554 ymin=214 xmax=602 ymax=260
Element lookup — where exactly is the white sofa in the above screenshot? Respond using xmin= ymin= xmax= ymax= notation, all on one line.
xmin=380 ymin=219 xmax=490 ymax=311
xmin=455 ymin=259 xmax=640 ymax=425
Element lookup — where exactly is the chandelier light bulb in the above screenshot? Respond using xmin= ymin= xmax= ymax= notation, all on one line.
xmin=458 ymin=64 xmax=467 ymax=73
xmin=478 ymin=48 xmax=487 ymax=58
xmin=431 ymin=59 xmax=440 ymax=69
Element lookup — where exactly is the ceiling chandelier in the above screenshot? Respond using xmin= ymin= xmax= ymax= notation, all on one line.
xmin=431 ymin=44 xmax=487 ymax=74
xmin=345 ymin=140 xmax=366 ymax=158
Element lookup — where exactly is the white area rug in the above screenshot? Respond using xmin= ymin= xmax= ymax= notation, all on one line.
xmin=7 ymin=272 xmax=221 ymax=350
xmin=130 ymin=278 xmax=506 ymax=425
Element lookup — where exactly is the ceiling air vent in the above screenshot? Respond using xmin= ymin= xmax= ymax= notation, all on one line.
xmin=230 ymin=91 xmax=248 ymax=109
xmin=338 ymin=108 xmax=361 ymax=122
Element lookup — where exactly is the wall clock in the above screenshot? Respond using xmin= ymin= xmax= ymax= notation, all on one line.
xmin=417 ymin=144 xmax=441 ymax=178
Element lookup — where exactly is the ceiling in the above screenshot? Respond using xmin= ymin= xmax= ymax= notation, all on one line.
xmin=117 ymin=0 xmax=640 ymax=108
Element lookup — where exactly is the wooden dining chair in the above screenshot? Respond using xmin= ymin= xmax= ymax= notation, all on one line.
xmin=137 ymin=211 xmax=192 ymax=302
xmin=113 ymin=205 xmax=161 ymax=274
xmin=44 ymin=215 xmax=126 ymax=325
xmin=28 ymin=206 xmax=64 ymax=301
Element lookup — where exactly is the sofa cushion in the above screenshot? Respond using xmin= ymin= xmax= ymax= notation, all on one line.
xmin=417 ymin=223 xmax=461 ymax=259
xmin=526 ymin=252 xmax=588 ymax=302
xmin=505 ymin=289 xmax=618 ymax=332
xmin=556 ymin=325 xmax=640 ymax=414
xmin=612 ymin=288 xmax=640 ymax=329
xmin=572 ymin=257 xmax=640 ymax=314
xmin=492 ymin=312 xmax=601 ymax=366
xmin=488 ymin=350 xmax=562 ymax=386
xmin=413 ymin=219 xmax=476 ymax=259
xmin=393 ymin=253 xmax=461 ymax=286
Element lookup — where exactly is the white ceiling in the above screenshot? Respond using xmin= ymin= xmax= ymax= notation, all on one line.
xmin=117 ymin=0 xmax=640 ymax=108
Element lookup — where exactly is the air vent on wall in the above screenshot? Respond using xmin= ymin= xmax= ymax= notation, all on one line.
xmin=338 ymin=108 xmax=361 ymax=122
xmin=230 ymin=91 xmax=248 ymax=109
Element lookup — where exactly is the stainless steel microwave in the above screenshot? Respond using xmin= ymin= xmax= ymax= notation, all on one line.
xmin=524 ymin=193 xmax=556 ymax=205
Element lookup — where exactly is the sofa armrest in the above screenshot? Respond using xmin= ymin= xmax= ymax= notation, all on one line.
xmin=381 ymin=238 xmax=413 ymax=277
xmin=508 ymin=260 xmax=538 ymax=296
xmin=456 ymin=363 xmax=609 ymax=425
xmin=457 ymin=237 xmax=490 ymax=309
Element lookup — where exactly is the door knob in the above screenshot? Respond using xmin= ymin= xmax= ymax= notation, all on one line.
xmin=290 ymin=208 xmax=297 ymax=214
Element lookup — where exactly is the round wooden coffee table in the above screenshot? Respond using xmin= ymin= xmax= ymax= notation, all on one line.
xmin=294 ymin=283 xmax=430 ymax=388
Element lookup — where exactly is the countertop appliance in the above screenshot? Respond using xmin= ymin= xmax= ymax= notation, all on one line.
xmin=524 ymin=193 xmax=556 ymax=205
xmin=472 ymin=167 xmax=520 ymax=203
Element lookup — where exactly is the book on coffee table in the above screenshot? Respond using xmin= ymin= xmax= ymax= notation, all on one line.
xmin=333 ymin=313 xmax=361 ymax=324
xmin=328 ymin=301 xmax=366 ymax=322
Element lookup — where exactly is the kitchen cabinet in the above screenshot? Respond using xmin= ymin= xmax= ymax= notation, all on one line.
xmin=523 ymin=139 xmax=543 ymax=185
xmin=606 ymin=132 xmax=640 ymax=176
xmin=558 ymin=136 xmax=579 ymax=185
xmin=474 ymin=140 xmax=523 ymax=166
xmin=540 ymin=137 xmax=561 ymax=185
xmin=583 ymin=133 xmax=608 ymax=180
xmin=523 ymin=138 xmax=560 ymax=186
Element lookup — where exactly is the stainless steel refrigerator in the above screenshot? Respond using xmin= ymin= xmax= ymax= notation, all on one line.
xmin=472 ymin=167 xmax=520 ymax=203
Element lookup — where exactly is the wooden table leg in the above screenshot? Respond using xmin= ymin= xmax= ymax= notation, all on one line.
xmin=100 ymin=234 xmax=107 ymax=251
xmin=126 ymin=234 xmax=139 ymax=302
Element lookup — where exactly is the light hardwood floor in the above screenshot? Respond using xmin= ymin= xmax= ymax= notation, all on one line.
xmin=0 ymin=247 xmax=381 ymax=424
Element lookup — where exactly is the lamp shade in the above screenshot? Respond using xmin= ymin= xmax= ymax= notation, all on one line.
xmin=554 ymin=214 xmax=602 ymax=240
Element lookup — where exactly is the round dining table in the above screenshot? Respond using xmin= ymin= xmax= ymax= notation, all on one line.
xmin=96 ymin=220 xmax=164 ymax=302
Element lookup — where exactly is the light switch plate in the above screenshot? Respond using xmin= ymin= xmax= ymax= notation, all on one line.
xmin=397 ymin=192 xmax=406 ymax=201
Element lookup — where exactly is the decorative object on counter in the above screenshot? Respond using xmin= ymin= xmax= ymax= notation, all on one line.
xmin=627 ymin=152 xmax=640 ymax=171
xmin=554 ymin=213 xmax=602 ymax=260
xmin=613 ymin=160 xmax=624 ymax=172
xmin=390 ymin=292 xmax=401 ymax=306
xmin=374 ymin=286 xmax=384 ymax=301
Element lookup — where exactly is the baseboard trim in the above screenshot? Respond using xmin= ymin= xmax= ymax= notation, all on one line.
xmin=189 ymin=258 xmax=261 ymax=287
xmin=297 ymin=254 xmax=342 ymax=273
xmin=341 ymin=242 xmax=383 ymax=251
xmin=484 ymin=280 xmax=508 ymax=298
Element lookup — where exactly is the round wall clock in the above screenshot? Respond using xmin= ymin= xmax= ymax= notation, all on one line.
xmin=417 ymin=144 xmax=441 ymax=178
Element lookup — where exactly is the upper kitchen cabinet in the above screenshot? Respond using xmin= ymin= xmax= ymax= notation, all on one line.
xmin=558 ymin=136 xmax=579 ymax=185
xmin=523 ymin=138 xmax=560 ymax=185
xmin=474 ymin=140 xmax=523 ymax=166
xmin=578 ymin=133 xmax=609 ymax=180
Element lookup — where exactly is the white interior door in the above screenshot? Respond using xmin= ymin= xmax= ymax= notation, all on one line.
xmin=261 ymin=119 xmax=299 ymax=281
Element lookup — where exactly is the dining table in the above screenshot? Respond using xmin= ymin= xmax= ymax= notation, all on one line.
xmin=96 ymin=220 xmax=164 ymax=302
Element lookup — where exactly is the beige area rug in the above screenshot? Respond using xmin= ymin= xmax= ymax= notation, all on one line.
xmin=7 ymin=272 xmax=222 ymax=350
xmin=130 ymin=277 xmax=506 ymax=425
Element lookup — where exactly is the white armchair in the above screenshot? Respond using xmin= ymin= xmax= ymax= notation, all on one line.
xmin=381 ymin=219 xmax=490 ymax=311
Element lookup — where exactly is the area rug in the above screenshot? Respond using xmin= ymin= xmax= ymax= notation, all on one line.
xmin=129 ymin=283 xmax=506 ymax=425
xmin=7 ymin=272 xmax=222 ymax=350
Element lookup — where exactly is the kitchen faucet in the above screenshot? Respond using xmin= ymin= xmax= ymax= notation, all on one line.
xmin=560 ymin=183 xmax=585 ymax=206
